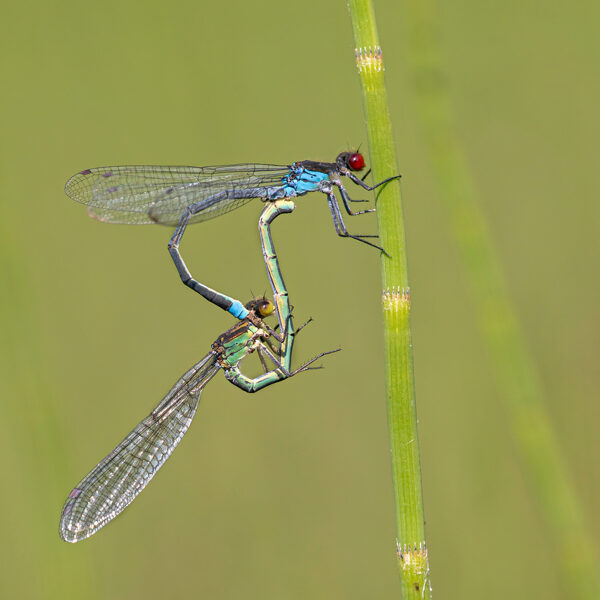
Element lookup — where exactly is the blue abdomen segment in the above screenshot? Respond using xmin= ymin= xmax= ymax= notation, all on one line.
xmin=227 ymin=300 xmax=249 ymax=319
xmin=281 ymin=168 xmax=330 ymax=197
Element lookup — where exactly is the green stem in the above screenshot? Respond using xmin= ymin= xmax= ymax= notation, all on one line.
xmin=347 ymin=2 xmax=431 ymax=598
xmin=404 ymin=0 xmax=600 ymax=597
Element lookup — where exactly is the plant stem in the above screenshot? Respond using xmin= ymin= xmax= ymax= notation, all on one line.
xmin=347 ymin=2 xmax=431 ymax=598
xmin=404 ymin=0 xmax=600 ymax=597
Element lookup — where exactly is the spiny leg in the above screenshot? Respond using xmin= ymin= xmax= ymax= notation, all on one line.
xmin=294 ymin=316 xmax=313 ymax=335
xmin=288 ymin=347 xmax=342 ymax=375
xmin=334 ymin=165 xmax=402 ymax=216
xmin=337 ymin=169 xmax=402 ymax=215
xmin=325 ymin=191 xmax=388 ymax=254
xmin=271 ymin=315 xmax=312 ymax=337
xmin=225 ymin=341 xmax=340 ymax=393
xmin=260 ymin=341 xmax=341 ymax=376
xmin=344 ymin=170 xmax=402 ymax=191
xmin=336 ymin=183 xmax=376 ymax=216
xmin=327 ymin=190 xmax=378 ymax=237
xmin=257 ymin=347 xmax=271 ymax=374
xmin=268 ymin=315 xmax=314 ymax=368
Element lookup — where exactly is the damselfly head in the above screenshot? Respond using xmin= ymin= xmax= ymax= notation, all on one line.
xmin=245 ymin=297 xmax=274 ymax=318
xmin=337 ymin=152 xmax=366 ymax=172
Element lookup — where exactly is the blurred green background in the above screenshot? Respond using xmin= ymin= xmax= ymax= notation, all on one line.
xmin=1 ymin=1 xmax=598 ymax=598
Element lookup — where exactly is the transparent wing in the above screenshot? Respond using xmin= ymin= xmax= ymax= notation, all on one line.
xmin=65 ymin=164 xmax=290 ymax=226
xmin=59 ymin=353 xmax=221 ymax=543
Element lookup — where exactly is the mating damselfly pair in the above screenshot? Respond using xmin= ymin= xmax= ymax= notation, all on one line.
xmin=59 ymin=152 xmax=399 ymax=542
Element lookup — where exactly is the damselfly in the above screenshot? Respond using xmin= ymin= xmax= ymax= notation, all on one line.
xmin=59 ymin=200 xmax=338 ymax=542
xmin=65 ymin=152 xmax=401 ymax=317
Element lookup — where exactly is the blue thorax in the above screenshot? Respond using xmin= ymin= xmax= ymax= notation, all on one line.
xmin=280 ymin=165 xmax=330 ymax=197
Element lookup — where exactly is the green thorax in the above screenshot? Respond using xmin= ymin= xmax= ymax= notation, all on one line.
xmin=211 ymin=318 xmax=265 ymax=368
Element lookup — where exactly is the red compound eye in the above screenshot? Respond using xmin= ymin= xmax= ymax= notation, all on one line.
xmin=348 ymin=153 xmax=365 ymax=171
